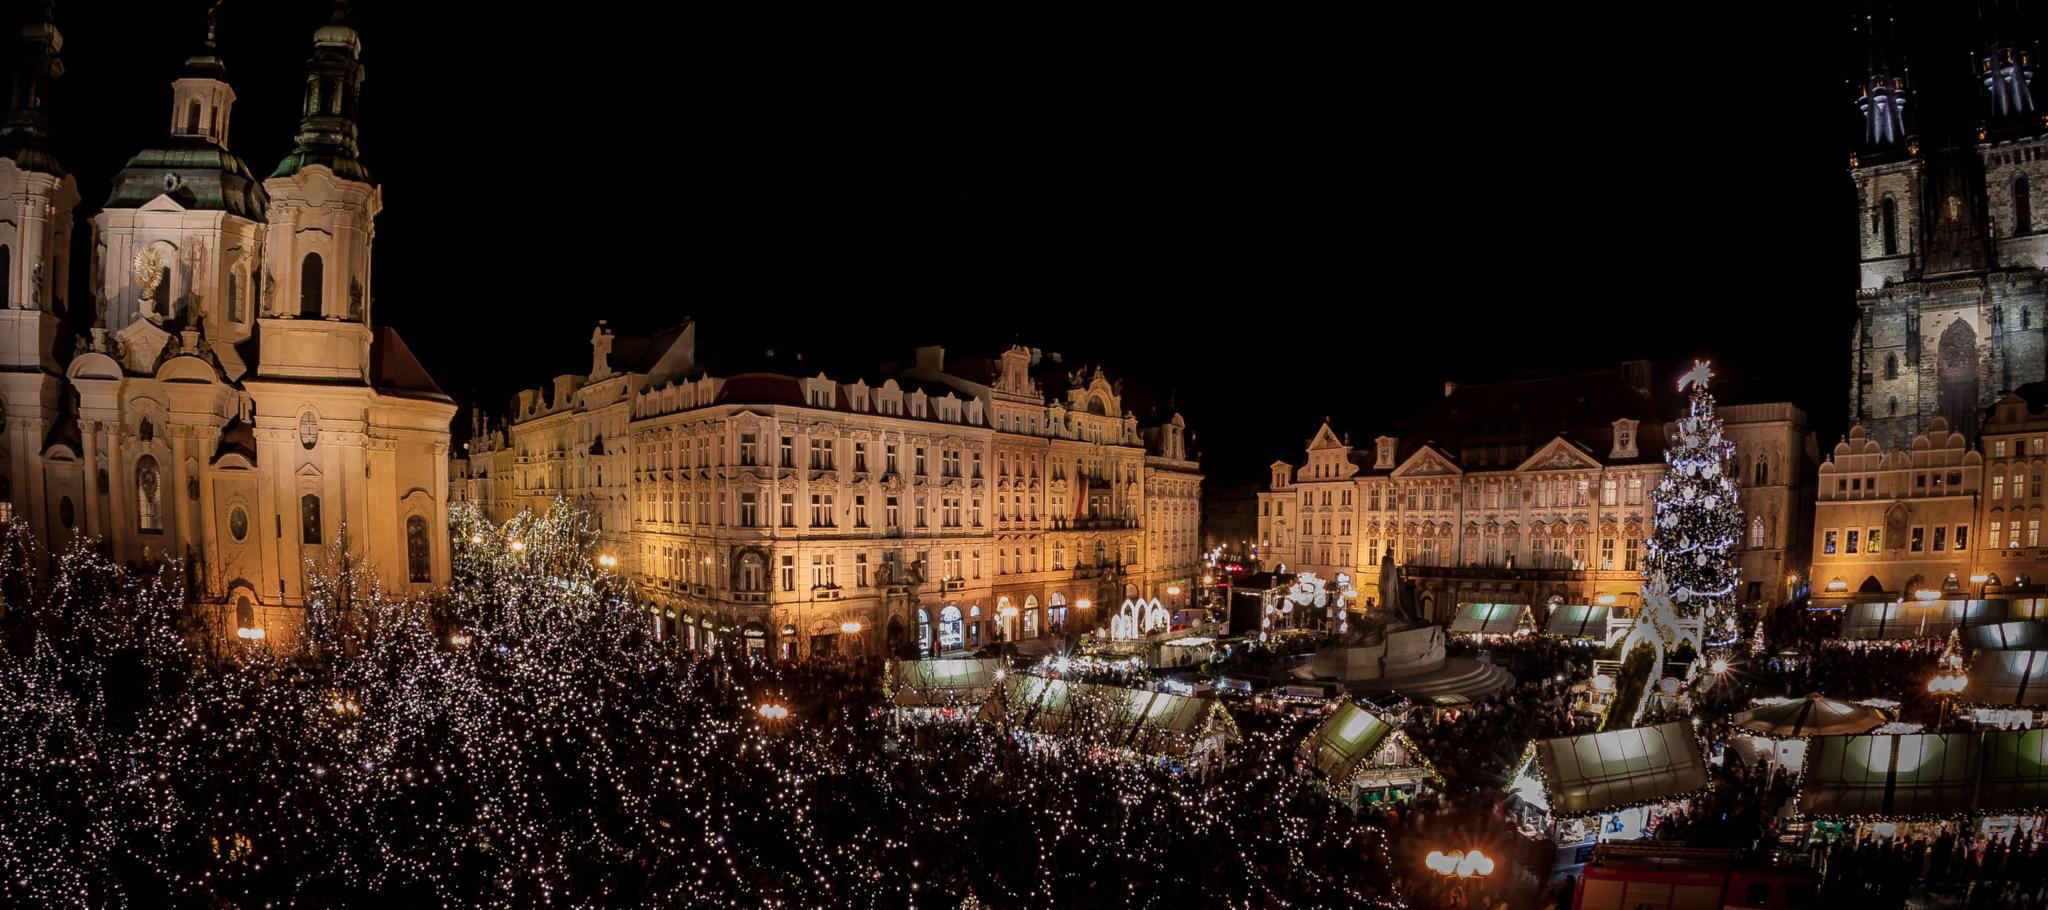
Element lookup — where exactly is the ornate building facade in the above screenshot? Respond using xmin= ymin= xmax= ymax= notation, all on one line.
xmin=454 ymin=329 xmax=1201 ymax=659
xmin=0 ymin=9 xmax=454 ymax=640
xmin=1256 ymin=365 xmax=1815 ymax=622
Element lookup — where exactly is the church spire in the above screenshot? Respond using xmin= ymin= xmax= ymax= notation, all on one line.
xmin=0 ymin=1 xmax=64 ymax=175
xmin=271 ymin=1 xmax=371 ymax=183
xmin=1854 ymin=11 xmax=1913 ymax=157
xmin=168 ymin=1 xmax=234 ymax=150
xmin=1975 ymin=0 xmax=2041 ymax=134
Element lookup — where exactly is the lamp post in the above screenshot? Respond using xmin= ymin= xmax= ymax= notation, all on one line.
xmin=1425 ymin=849 xmax=1495 ymax=880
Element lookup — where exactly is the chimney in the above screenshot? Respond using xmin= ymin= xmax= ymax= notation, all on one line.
xmin=1443 ymin=381 xmax=1458 ymax=398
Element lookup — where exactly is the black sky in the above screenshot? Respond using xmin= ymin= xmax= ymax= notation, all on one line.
xmin=27 ymin=2 xmax=2022 ymax=484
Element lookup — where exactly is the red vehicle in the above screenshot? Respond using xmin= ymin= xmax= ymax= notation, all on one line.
xmin=1573 ymin=844 xmax=1817 ymax=910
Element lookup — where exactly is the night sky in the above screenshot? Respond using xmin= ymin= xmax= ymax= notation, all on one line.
xmin=29 ymin=2 xmax=2030 ymax=484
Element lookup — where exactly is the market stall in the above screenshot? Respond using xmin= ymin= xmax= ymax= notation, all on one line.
xmin=1299 ymin=701 xmax=1438 ymax=808
xmin=1799 ymin=730 xmax=2048 ymax=817
xmin=981 ymin=675 xmax=1241 ymax=773
xmin=1509 ymin=722 xmax=1710 ymax=842
xmin=1840 ymin=599 xmax=2010 ymax=641
xmin=1964 ymin=650 xmax=2048 ymax=709
xmin=887 ymin=658 xmax=1005 ymax=721
xmin=1965 ymin=621 xmax=2048 ymax=651
xmin=1544 ymin=603 xmax=1613 ymax=642
xmin=1449 ymin=602 xmax=1527 ymax=636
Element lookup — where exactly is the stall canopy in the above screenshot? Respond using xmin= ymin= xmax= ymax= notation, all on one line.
xmin=1531 ymin=722 xmax=1708 ymax=817
xmin=1732 ymin=694 xmax=1889 ymax=738
xmin=982 ymin=676 xmax=1239 ymax=759
xmin=1965 ymin=650 xmax=2048 ymax=707
xmin=1450 ymin=603 xmax=1524 ymax=635
xmin=1841 ymin=600 xmax=2010 ymax=640
xmin=1800 ymin=730 xmax=2048 ymax=817
xmin=1966 ymin=621 xmax=2048 ymax=651
xmin=890 ymin=658 xmax=1004 ymax=709
xmin=1545 ymin=604 xmax=1610 ymax=640
xmin=1301 ymin=701 xmax=1437 ymax=795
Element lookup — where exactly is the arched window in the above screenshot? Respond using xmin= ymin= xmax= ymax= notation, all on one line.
xmin=235 ymin=595 xmax=255 ymax=629
xmin=1749 ymin=515 xmax=1766 ymax=548
xmin=2019 ymin=175 xmax=2035 ymax=236
xmin=185 ymin=100 xmax=201 ymax=134
xmin=737 ymin=552 xmax=765 ymax=591
xmin=406 ymin=514 xmax=431 ymax=582
xmin=1884 ymin=352 xmax=1898 ymax=379
xmin=299 ymin=253 xmax=323 ymax=317
xmin=301 ymin=493 xmax=322 ymax=545
xmin=1881 ymin=195 xmax=1899 ymax=255
xmin=1753 ymin=456 xmax=1768 ymax=485
xmin=136 ymin=455 xmax=163 ymax=532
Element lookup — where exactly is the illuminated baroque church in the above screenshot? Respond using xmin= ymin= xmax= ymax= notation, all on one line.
xmin=0 ymin=6 xmax=453 ymax=640
xmin=1849 ymin=20 xmax=2048 ymax=446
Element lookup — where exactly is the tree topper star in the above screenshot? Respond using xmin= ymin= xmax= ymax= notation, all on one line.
xmin=1678 ymin=360 xmax=1714 ymax=393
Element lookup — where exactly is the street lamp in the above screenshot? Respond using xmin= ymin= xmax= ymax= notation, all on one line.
xmin=1425 ymin=849 xmax=1495 ymax=879
xmin=597 ymin=552 xmax=619 ymax=569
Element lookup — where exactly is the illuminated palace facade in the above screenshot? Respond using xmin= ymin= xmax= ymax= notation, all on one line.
xmin=453 ymin=328 xmax=1202 ymax=658
xmin=1256 ymin=364 xmax=1815 ymax=621
xmin=0 ymin=8 xmax=454 ymax=642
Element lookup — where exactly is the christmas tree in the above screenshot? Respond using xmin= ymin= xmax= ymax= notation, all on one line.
xmin=1645 ymin=360 xmax=1742 ymax=621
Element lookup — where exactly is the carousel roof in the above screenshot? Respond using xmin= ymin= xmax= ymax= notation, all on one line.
xmin=1731 ymin=694 xmax=1889 ymax=738
xmin=1532 ymin=722 xmax=1708 ymax=817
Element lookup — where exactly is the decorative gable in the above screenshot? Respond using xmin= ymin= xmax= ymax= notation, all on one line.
xmin=1518 ymin=437 xmax=1602 ymax=472
xmin=1393 ymin=446 xmax=1460 ymax=478
xmin=1374 ymin=435 xmax=1397 ymax=470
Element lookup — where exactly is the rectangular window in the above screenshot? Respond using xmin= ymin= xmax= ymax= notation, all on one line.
xmin=1845 ymin=530 xmax=1859 ymax=554
xmin=780 ymin=555 xmax=796 ymax=591
xmin=780 ymin=435 xmax=794 ymax=468
xmin=1997 ymin=440 xmax=2010 ymax=458
xmin=1955 ymin=524 xmax=1969 ymax=551
xmin=1934 ymin=526 xmax=1947 ymax=550
xmin=740 ymin=492 xmax=760 ymax=528
xmin=1868 ymin=527 xmax=1881 ymax=553
xmin=971 ymin=452 xmax=982 ymax=478
xmin=854 ymin=495 xmax=868 ymax=527
xmin=2035 ymin=437 xmax=2045 ymax=456
xmin=886 ymin=496 xmax=900 ymax=528
xmin=739 ymin=433 xmax=759 ymax=466
xmin=2035 ymin=475 xmax=2043 ymax=499
xmin=854 ymin=442 xmax=868 ymax=473
xmin=856 ymin=553 xmax=869 ymax=587
xmin=1624 ymin=537 xmax=1639 ymax=571
xmin=1369 ymin=488 xmax=1380 ymax=511
xmin=1341 ymin=489 xmax=1352 ymax=507
xmin=1823 ymin=529 xmax=1838 ymax=555
xmin=779 ymin=493 xmax=795 ymax=527
xmin=916 ymin=447 xmax=927 ymax=476
xmin=809 ymin=437 xmax=833 ymax=470
xmin=812 ymin=554 xmax=835 ymax=588
xmin=1910 ymin=526 xmax=1924 ymax=552
xmin=915 ymin=495 xmax=927 ymax=528
xmin=1993 ymin=521 xmax=2005 ymax=549
xmin=1600 ymin=537 xmax=1615 ymax=570
xmin=811 ymin=493 xmax=835 ymax=527
xmin=2032 ymin=520 xmax=2042 ymax=547
xmin=1996 ymin=476 xmax=2007 ymax=500
xmin=1601 ymin=478 xmax=1617 ymax=507
xmin=886 ymin=444 xmax=898 ymax=475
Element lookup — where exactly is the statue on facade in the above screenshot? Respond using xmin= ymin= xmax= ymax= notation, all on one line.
xmin=348 ymin=277 xmax=364 ymax=320
xmin=30 ymin=262 xmax=43 ymax=310
xmin=133 ymin=247 xmax=164 ymax=322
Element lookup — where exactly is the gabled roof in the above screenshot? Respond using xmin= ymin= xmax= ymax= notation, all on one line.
xmin=370 ymin=327 xmax=449 ymax=401
xmin=1533 ymin=722 xmax=1708 ymax=817
xmin=1307 ymin=422 xmax=1346 ymax=451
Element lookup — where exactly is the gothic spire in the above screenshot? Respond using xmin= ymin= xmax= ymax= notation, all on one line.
xmin=1854 ymin=10 xmax=1913 ymax=155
